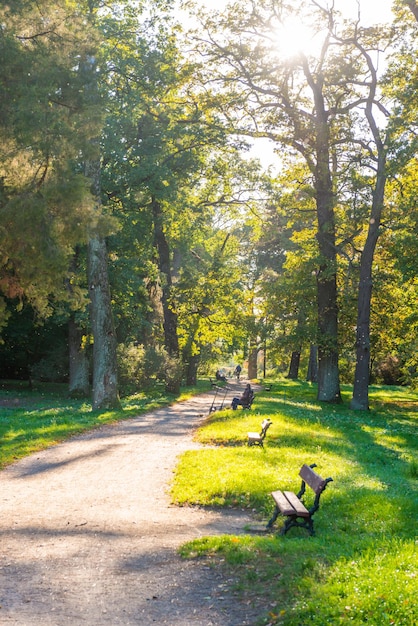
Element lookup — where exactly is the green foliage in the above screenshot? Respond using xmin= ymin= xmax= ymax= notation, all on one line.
xmin=99 ymin=6 xmax=262 ymax=364
xmin=174 ymin=380 xmax=418 ymax=626
xmin=1 ymin=0 xmax=417 ymax=414
xmin=30 ymin=345 xmax=69 ymax=383
xmin=0 ymin=304 xmax=70 ymax=380
xmin=117 ymin=343 xmax=153 ymax=390
xmin=0 ymin=0 xmax=104 ymax=320
xmin=117 ymin=342 xmax=182 ymax=394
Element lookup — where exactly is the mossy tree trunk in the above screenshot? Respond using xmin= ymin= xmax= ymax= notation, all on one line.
xmin=68 ymin=316 xmax=90 ymax=398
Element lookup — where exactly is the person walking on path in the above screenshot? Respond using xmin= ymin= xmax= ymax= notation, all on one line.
xmin=233 ymin=364 xmax=242 ymax=381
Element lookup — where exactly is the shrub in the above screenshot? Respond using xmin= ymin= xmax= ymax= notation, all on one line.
xmin=117 ymin=343 xmax=182 ymax=392
xmin=117 ymin=342 xmax=146 ymax=390
xmin=374 ymin=354 xmax=402 ymax=385
xmin=30 ymin=345 xmax=69 ymax=382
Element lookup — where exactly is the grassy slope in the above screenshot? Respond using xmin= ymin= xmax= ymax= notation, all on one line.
xmin=172 ymin=380 xmax=418 ymax=626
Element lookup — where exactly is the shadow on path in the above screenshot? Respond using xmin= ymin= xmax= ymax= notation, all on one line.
xmin=0 ymin=387 xmax=260 ymax=625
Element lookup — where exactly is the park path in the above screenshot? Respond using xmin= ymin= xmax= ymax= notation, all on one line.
xmin=0 ymin=382 xmax=262 ymax=625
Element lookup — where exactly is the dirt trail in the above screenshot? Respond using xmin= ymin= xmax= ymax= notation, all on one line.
xmin=0 ymin=384 xmax=263 ymax=625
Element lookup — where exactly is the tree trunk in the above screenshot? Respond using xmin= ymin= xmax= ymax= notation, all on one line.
xmin=83 ymin=53 xmax=120 ymax=411
xmin=287 ymin=350 xmax=301 ymax=379
xmin=247 ymin=339 xmax=258 ymax=379
xmin=68 ymin=316 xmax=90 ymax=397
xmin=152 ymin=198 xmax=180 ymax=394
xmin=182 ymin=317 xmax=201 ymax=387
xmin=145 ymin=279 xmax=163 ymax=346
xmin=262 ymin=343 xmax=267 ymax=379
xmin=311 ymin=74 xmax=342 ymax=403
xmin=306 ymin=345 xmax=318 ymax=383
xmin=152 ymin=198 xmax=179 ymax=357
xmin=185 ymin=354 xmax=200 ymax=386
xmin=406 ymin=1 xmax=418 ymax=22
xmin=351 ymin=148 xmax=387 ymax=410
xmin=317 ymin=348 xmax=341 ymax=402
xmin=88 ymin=236 xmax=120 ymax=409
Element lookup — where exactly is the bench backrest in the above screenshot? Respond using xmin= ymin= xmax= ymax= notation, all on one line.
xmin=259 ymin=419 xmax=272 ymax=438
xmin=297 ymin=463 xmax=333 ymax=517
xmin=299 ymin=464 xmax=330 ymax=494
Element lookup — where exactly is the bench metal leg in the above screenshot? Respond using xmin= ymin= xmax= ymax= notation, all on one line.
xmin=266 ymin=507 xmax=279 ymax=529
xmin=267 ymin=510 xmax=315 ymax=536
xmin=281 ymin=516 xmax=315 ymax=536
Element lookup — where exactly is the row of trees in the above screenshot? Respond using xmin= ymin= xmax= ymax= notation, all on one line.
xmin=0 ymin=0 xmax=416 ymax=409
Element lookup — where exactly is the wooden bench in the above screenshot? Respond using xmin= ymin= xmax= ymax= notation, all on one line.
xmin=266 ymin=463 xmax=333 ymax=536
xmin=247 ymin=419 xmax=272 ymax=447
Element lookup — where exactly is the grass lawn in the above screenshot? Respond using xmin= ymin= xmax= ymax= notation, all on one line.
xmin=1 ymin=377 xmax=416 ymax=624
xmin=172 ymin=380 xmax=418 ymax=625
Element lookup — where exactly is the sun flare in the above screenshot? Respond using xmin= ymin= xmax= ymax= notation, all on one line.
xmin=273 ymin=17 xmax=325 ymax=60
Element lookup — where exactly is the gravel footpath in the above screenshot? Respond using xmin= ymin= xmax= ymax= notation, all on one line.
xmin=0 ymin=385 xmax=263 ymax=625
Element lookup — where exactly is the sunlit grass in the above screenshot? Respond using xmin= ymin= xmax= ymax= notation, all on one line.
xmin=174 ymin=380 xmax=418 ymax=625
xmin=289 ymin=539 xmax=418 ymax=626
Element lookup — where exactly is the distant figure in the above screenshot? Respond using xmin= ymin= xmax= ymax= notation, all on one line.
xmin=234 ymin=364 xmax=242 ymax=381
xmin=231 ymin=383 xmax=253 ymax=410
xmin=215 ymin=369 xmax=227 ymax=383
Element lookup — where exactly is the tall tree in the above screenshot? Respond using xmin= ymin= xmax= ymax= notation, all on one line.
xmin=349 ymin=41 xmax=392 ymax=409
xmin=350 ymin=2 xmax=418 ymax=407
xmin=100 ymin=9 xmax=263 ymax=390
xmin=187 ymin=0 xmax=416 ymax=403
xmin=79 ymin=5 xmax=120 ymax=409
xmin=188 ymin=0 xmax=348 ymax=401
xmin=0 ymin=0 xmax=97 ymax=327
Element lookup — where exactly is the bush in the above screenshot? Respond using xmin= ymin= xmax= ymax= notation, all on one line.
xmin=117 ymin=343 xmax=182 ymax=392
xmin=30 ymin=345 xmax=69 ymax=383
xmin=117 ymin=343 xmax=146 ymax=390
xmin=374 ymin=354 xmax=402 ymax=385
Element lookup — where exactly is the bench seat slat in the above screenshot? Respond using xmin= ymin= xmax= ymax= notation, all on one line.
xmin=271 ymin=490 xmax=296 ymax=516
xmin=271 ymin=490 xmax=309 ymax=517
xmin=247 ymin=419 xmax=272 ymax=447
xmin=283 ymin=491 xmax=309 ymax=517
